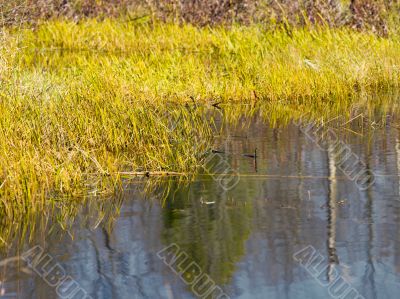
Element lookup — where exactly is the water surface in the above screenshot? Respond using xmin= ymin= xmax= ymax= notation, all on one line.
xmin=1 ymin=111 xmax=400 ymax=299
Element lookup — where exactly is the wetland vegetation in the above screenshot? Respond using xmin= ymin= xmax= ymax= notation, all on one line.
xmin=2 ymin=18 xmax=400 ymax=203
xmin=2 ymin=3 xmax=400 ymax=294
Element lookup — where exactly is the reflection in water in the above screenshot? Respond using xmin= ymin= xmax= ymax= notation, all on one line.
xmin=327 ymin=144 xmax=338 ymax=282
xmin=1 ymin=107 xmax=400 ymax=298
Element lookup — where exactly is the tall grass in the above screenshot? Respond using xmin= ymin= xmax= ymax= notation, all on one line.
xmin=2 ymin=19 xmax=400 ymax=244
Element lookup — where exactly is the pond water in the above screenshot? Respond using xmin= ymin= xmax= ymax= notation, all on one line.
xmin=1 ymin=111 xmax=400 ymax=299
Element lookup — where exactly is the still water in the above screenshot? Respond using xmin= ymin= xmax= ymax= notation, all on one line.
xmin=1 ymin=111 xmax=400 ymax=299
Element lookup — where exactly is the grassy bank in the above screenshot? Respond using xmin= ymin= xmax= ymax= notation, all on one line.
xmin=1 ymin=19 xmax=400 ymax=214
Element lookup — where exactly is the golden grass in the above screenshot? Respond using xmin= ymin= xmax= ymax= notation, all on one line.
xmin=1 ymin=19 xmax=400 ymax=240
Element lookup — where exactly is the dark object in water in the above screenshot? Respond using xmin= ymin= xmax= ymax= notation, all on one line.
xmin=211 ymin=102 xmax=222 ymax=110
xmin=243 ymin=148 xmax=257 ymax=159
xmin=212 ymin=149 xmax=225 ymax=154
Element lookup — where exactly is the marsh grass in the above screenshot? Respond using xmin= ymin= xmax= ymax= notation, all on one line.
xmin=2 ymin=20 xmax=400 ymax=243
